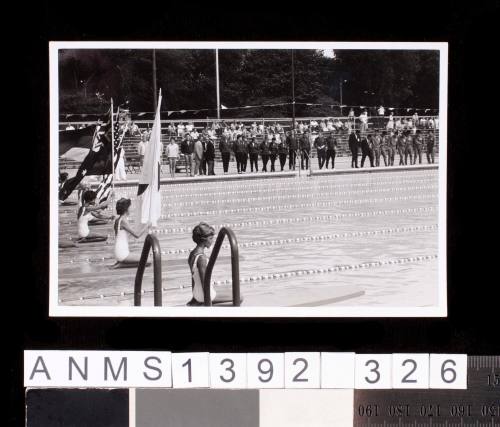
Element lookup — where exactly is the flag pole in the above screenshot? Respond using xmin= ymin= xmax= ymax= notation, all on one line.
xmin=149 ymin=88 xmax=162 ymax=226
xmin=110 ymin=98 xmax=116 ymax=214
xmin=216 ymin=49 xmax=221 ymax=120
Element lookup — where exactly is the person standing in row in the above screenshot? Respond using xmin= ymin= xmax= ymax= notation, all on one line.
xmin=269 ymin=137 xmax=278 ymax=172
xmin=300 ymin=131 xmax=310 ymax=170
xmin=387 ymin=131 xmax=396 ymax=166
xmin=426 ymin=132 xmax=435 ymax=164
xmin=314 ymin=132 xmax=327 ymax=170
xmin=205 ymin=138 xmax=216 ymax=175
xmin=380 ymin=131 xmax=390 ymax=167
xmin=166 ymin=138 xmax=179 ymax=179
xmin=404 ymin=131 xmax=414 ymax=165
xmin=278 ymin=138 xmax=288 ymax=171
xmin=372 ymin=131 xmax=382 ymax=167
xmin=260 ymin=136 xmax=270 ymax=172
xmin=192 ymin=137 xmax=204 ymax=176
xmin=413 ymin=130 xmax=424 ymax=164
xmin=397 ymin=131 xmax=405 ymax=165
xmin=325 ymin=132 xmax=337 ymax=169
xmin=180 ymin=134 xmax=193 ymax=176
xmin=233 ymin=135 xmax=246 ymax=174
xmin=360 ymin=133 xmax=374 ymax=168
xmin=200 ymin=138 xmax=207 ymax=175
xmin=348 ymin=130 xmax=360 ymax=168
xmin=219 ymin=132 xmax=232 ymax=174
xmin=286 ymin=131 xmax=298 ymax=170
xmin=248 ymin=137 xmax=260 ymax=172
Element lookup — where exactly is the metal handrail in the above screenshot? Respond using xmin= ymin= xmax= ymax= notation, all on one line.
xmin=203 ymin=227 xmax=241 ymax=307
xmin=134 ymin=234 xmax=162 ymax=306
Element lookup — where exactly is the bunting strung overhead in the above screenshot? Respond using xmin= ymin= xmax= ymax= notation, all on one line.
xmin=61 ymin=102 xmax=439 ymax=120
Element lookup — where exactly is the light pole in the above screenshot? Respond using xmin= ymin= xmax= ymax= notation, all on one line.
xmin=339 ymin=79 xmax=347 ymax=115
xmin=152 ymin=49 xmax=158 ymax=110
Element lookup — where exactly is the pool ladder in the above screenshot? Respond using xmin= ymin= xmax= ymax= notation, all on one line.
xmin=134 ymin=228 xmax=241 ymax=307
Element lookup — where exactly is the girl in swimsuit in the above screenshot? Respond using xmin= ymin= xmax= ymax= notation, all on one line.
xmin=112 ymin=198 xmax=151 ymax=266
xmin=76 ymin=190 xmax=112 ymax=243
xmin=187 ymin=222 xmax=235 ymax=306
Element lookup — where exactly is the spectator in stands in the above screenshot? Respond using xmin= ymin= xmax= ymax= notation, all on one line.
xmin=412 ymin=112 xmax=419 ymax=126
xmin=258 ymin=122 xmax=265 ymax=135
xmin=314 ymin=132 xmax=327 ymax=170
xmin=191 ymin=127 xmax=200 ymax=141
xmin=269 ymin=137 xmax=278 ymax=172
xmin=386 ymin=113 xmax=395 ymax=131
xmin=167 ymin=123 xmax=176 ymax=136
xmin=426 ymin=131 xmax=435 ymax=164
xmin=300 ymin=131 xmax=310 ymax=170
xmin=248 ymin=137 xmax=260 ymax=172
xmin=177 ymin=122 xmax=185 ymax=137
xmin=181 ymin=134 xmax=193 ymax=176
xmin=205 ymin=138 xmax=215 ymax=176
xmin=395 ymin=117 xmax=403 ymax=131
xmin=310 ymin=119 xmax=318 ymax=132
xmin=166 ymin=138 xmax=179 ymax=179
xmin=359 ymin=110 xmax=369 ymax=133
xmin=186 ymin=122 xmax=194 ymax=134
xmin=298 ymin=121 xmax=304 ymax=134
xmin=129 ymin=122 xmax=140 ymax=136
xmin=320 ymin=120 xmax=328 ymax=132
xmin=327 ymin=118 xmax=334 ymax=131
xmin=325 ymin=131 xmax=337 ymax=169
xmin=260 ymin=135 xmax=270 ymax=172
xmin=286 ymin=131 xmax=298 ymax=170
xmin=348 ymin=130 xmax=360 ymax=168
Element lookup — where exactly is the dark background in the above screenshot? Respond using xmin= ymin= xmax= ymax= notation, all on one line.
xmin=11 ymin=1 xmax=500 ymax=425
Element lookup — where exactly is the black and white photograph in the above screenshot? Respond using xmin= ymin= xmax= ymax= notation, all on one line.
xmin=50 ymin=42 xmax=447 ymax=317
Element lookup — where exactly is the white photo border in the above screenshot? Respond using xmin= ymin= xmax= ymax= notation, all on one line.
xmin=49 ymin=41 xmax=448 ymax=317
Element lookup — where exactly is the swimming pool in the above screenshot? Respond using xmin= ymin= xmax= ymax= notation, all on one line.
xmin=58 ymin=167 xmax=439 ymax=308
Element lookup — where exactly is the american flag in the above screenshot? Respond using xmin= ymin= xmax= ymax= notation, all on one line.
xmin=95 ymin=108 xmax=126 ymax=204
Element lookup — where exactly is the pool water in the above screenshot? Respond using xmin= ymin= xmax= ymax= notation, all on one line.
xmin=58 ymin=168 xmax=439 ymax=307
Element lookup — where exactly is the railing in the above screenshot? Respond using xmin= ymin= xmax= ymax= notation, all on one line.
xmin=134 ymin=234 xmax=162 ymax=306
xmin=203 ymin=227 xmax=241 ymax=307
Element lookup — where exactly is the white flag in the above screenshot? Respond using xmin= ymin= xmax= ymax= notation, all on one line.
xmin=137 ymin=91 xmax=162 ymax=227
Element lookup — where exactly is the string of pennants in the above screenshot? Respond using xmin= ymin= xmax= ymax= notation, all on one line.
xmin=61 ymin=102 xmax=439 ymax=120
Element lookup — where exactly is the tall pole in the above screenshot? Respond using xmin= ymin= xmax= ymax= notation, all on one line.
xmin=292 ymin=50 xmax=298 ymax=174
xmin=216 ymin=49 xmax=221 ymax=120
xmin=110 ymin=98 xmax=116 ymax=215
xmin=152 ymin=49 xmax=158 ymax=110
xmin=339 ymin=81 xmax=343 ymax=116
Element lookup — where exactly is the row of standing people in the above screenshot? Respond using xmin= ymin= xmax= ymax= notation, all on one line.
xmin=348 ymin=129 xmax=436 ymax=168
